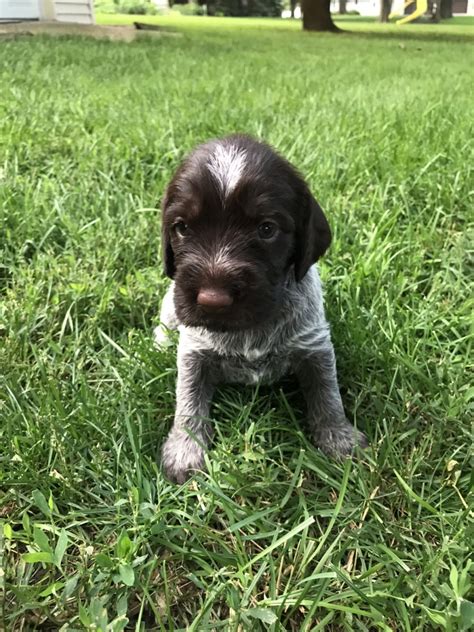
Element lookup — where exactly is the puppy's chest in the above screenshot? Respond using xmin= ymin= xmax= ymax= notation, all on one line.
xmin=218 ymin=349 xmax=291 ymax=385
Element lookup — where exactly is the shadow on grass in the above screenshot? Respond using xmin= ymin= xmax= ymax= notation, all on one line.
xmin=334 ymin=15 xmax=381 ymax=23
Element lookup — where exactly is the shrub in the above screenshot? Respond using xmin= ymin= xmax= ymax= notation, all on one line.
xmin=204 ymin=0 xmax=283 ymax=17
xmin=173 ymin=2 xmax=205 ymax=15
xmin=94 ymin=0 xmax=118 ymax=12
xmin=94 ymin=0 xmax=159 ymax=14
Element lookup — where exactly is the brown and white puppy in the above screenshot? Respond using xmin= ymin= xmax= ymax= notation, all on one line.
xmin=155 ymin=134 xmax=367 ymax=484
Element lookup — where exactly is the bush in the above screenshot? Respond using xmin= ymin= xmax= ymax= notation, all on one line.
xmin=94 ymin=0 xmax=117 ymax=12
xmin=173 ymin=2 xmax=205 ymax=15
xmin=205 ymin=0 xmax=283 ymax=17
xmin=94 ymin=0 xmax=159 ymax=14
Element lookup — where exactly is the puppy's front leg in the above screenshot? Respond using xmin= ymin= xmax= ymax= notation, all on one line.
xmin=161 ymin=350 xmax=215 ymax=484
xmin=292 ymin=337 xmax=367 ymax=457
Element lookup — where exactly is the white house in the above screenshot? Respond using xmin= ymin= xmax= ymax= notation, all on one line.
xmin=0 ymin=0 xmax=94 ymax=23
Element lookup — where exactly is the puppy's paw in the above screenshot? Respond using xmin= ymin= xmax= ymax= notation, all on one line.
xmin=312 ymin=419 xmax=368 ymax=458
xmin=161 ymin=430 xmax=206 ymax=484
xmin=153 ymin=325 xmax=173 ymax=349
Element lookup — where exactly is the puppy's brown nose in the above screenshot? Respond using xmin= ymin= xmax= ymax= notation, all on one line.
xmin=197 ymin=288 xmax=233 ymax=311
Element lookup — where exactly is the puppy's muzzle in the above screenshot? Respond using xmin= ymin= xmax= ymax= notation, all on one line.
xmin=197 ymin=287 xmax=234 ymax=313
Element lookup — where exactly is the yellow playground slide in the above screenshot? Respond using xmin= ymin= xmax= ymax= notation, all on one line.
xmin=390 ymin=0 xmax=428 ymax=24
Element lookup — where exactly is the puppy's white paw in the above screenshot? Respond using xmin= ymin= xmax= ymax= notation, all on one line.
xmin=161 ymin=430 xmax=206 ymax=484
xmin=312 ymin=420 xmax=368 ymax=458
xmin=153 ymin=325 xmax=173 ymax=349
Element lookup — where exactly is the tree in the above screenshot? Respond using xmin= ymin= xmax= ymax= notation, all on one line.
xmin=201 ymin=0 xmax=282 ymax=15
xmin=290 ymin=0 xmax=297 ymax=17
xmin=432 ymin=0 xmax=453 ymax=20
xmin=302 ymin=0 xmax=339 ymax=31
xmin=440 ymin=0 xmax=453 ymax=18
xmin=339 ymin=0 xmax=347 ymax=14
xmin=379 ymin=0 xmax=392 ymax=22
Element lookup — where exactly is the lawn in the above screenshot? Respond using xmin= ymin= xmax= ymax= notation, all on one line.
xmin=1 ymin=14 xmax=472 ymax=631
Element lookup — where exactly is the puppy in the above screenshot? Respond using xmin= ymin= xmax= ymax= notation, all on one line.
xmin=155 ymin=135 xmax=367 ymax=483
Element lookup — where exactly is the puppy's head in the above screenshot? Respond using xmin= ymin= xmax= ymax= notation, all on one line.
xmin=161 ymin=135 xmax=331 ymax=331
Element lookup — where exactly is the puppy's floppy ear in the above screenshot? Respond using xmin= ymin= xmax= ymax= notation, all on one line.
xmin=294 ymin=190 xmax=332 ymax=282
xmin=161 ymin=191 xmax=175 ymax=279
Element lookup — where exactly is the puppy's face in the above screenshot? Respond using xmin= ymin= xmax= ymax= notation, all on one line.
xmin=161 ymin=136 xmax=331 ymax=332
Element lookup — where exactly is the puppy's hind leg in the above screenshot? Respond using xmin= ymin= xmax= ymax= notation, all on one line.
xmin=154 ymin=283 xmax=178 ymax=348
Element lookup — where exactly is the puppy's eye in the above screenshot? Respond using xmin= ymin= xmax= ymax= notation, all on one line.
xmin=173 ymin=221 xmax=188 ymax=237
xmin=258 ymin=221 xmax=278 ymax=240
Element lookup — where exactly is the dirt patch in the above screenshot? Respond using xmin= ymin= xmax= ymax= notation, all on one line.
xmin=0 ymin=21 xmax=180 ymax=42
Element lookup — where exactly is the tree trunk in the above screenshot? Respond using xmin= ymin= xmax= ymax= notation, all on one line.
xmin=207 ymin=0 xmax=216 ymax=15
xmin=290 ymin=0 xmax=297 ymax=17
xmin=379 ymin=0 xmax=392 ymax=22
xmin=440 ymin=0 xmax=453 ymax=18
xmin=430 ymin=0 xmax=440 ymax=21
xmin=302 ymin=0 xmax=339 ymax=31
xmin=339 ymin=0 xmax=347 ymax=13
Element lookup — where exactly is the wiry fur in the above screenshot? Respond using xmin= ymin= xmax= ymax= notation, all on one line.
xmin=207 ymin=144 xmax=247 ymax=200
xmin=156 ymin=135 xmax=367 ymax=484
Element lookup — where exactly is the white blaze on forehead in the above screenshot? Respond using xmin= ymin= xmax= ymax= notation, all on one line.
xmin=207 ymin=144 xmax=247 ymax=199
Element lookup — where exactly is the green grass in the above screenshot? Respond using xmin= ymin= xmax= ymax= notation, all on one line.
xmin=96 ymin=11 xmax=474 ymax=35
xmin=1 ymin=14 xmax=473 ymax=631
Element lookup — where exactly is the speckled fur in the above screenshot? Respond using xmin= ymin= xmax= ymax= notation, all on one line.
xmin=156 ymin=135 xmax=367 ymax=483
xmin=156 ymin=266 xmax=367 ymax=483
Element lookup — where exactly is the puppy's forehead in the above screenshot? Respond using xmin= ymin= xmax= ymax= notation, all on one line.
xmin=167 ymin=137 xmax=299 ymax=220
xmin=207 ymin=143 xmax=248 ymax=199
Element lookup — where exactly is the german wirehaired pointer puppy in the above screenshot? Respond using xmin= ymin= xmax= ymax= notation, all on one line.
xmin=155 ymin=135 xmax=367 ymax=483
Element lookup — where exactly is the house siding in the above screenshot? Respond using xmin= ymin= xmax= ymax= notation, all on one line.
xmin=0 ymin=0 xmax=40 ymax=19
xmin=0 ymin=0 xmax=94 ymax=22
xmin=54 ymin=0 xmax=94 ymax=23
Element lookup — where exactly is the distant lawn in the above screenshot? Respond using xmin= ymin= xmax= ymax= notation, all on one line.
xmin=1 ymin=14 xmax=472 ymax=631
xmin=96 ymin=11 xmax=474 ymax=34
